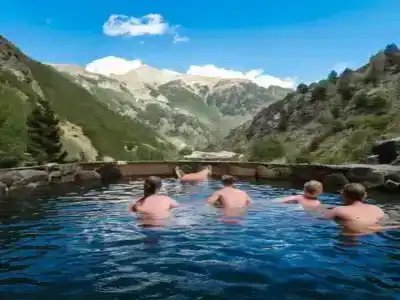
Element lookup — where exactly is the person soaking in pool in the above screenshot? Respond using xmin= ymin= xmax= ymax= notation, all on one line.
xmin=129 ymin=176 xmax=179 ymax=226
xmin=319 ymin=183 xmax=392 ymax=235
xmin=174 ymin=165 xmax=212 ymax=182
xmin=279 ymin=180 xmax=323 ymax=209
xmin=206 ymin=175 xmax=251 ymax=209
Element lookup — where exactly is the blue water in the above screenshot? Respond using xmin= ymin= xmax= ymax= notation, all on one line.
xmin=0 ymin=179 xmax=399 ymax=300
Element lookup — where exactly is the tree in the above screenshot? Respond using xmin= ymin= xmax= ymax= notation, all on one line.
xmin=327 ymin=70 xmax=338 ymax=83
xmin=249 ymin=136 xmax=284 ymax=162
xmin=27 ymin=98 xmax=67 ymax=163
xmin=311 ymin=84 xmax=327 ymax=102
xmin=384 ymin=43 xmax=400 ymax=56
xmin=296 ymin=83 xmax=308 ymax=94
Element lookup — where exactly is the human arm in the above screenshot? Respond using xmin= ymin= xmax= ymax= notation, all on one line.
xmin=169 ymin=198 xmax=179 ymax=209
xmin=246 ymin=193 xmax=252 ymax=206
xmin=129 ymin=199 xmax=146 ymax=213
xmin=316 ymin=206 xmax=338 ymax=220
xmin=280 ymin=195 xmax=299 ymax=203
xmin=206 ymin=192 xmax=221 ymax=206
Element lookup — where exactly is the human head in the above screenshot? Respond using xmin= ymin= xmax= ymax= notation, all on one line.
xmin=221 ymin=175 xmax=236 ymax=186
xmin=303 ymin=180 xmax=323 ymax=198
xmin=143 ymin=176 xmax=162 ymax=196
xmin=341 ymin=183 xmax=366 ymax=205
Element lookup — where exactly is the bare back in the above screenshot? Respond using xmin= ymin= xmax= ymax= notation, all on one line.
xmin=132 ymin=195 xmax=179 ymax=218
xmin=334 ymin=203 xmax=384 ymax=225
xmin=211 ymin=187 xmax=250 ymax=209
xmin=281 ymin=195 xmax=322 ymax=210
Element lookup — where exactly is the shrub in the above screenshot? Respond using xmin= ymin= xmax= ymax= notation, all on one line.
xmin=332 ymin=119 xmax=345 ymax=133
xmin=296 ymin=83 xmax=308 ymax=94
xmin=327 ymin=70 xmax=338 ymax=83
xmin=342 ymin=129 xmax=374 ymax=162
xmin=346 ymin=115 xmax=391 ymax=131
xmin=338 ymin=85 xmax=355 ymax=101
xmin=353 ymin=90 xmax=390 ymax=112
xmin=249 ymin=136 xmax=284 ymax=162
xmin=0 ymin=153 xmax=21 ymax=168
xmin=311 ymin=84 xmax=327 ymax=102
xmin=179 ymin=147 xmax=193 ymax=156
xmin=294 ymin=153 xmax=312 ymax=163
xmin=384 ymin=43 xmax=400 ymax=56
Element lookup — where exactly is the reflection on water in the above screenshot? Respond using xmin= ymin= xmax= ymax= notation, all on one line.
xmin=0 ymin=179 xmax=399 ymax=299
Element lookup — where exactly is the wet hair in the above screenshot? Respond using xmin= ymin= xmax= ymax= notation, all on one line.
xmin=341 ymin=183 xmax=366 ymax=203
xmin=304 ymin=180 xmax=323 ymax=196
xmin=221 ymin=175 xmax=236 ymax=186
xmin=137 ymin=176 xmax=162 ymax=205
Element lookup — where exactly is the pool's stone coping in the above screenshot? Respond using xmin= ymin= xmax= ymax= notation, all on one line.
xmin=1 ymin=161 xmax=400 ymax=198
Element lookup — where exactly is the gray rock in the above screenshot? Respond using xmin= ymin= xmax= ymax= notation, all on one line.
xmin=48 ymin=171 xmax=62 ymax=183
xmin=346 ymin=167 xmax=385 ymax=188
xmin=256 ymin=165 xmax=292 ymax=179
xmin=74 ymin=170 xmax=101 ymax=182
xmin=322 ymin=172 xmax=349 ymax=192
xmin=45 ymin=163 xmax=60 ymax=172
xmin=10 ymin=178 xmax=28 ymax=189
xmin=0 ymin=170 xmax=22 ymax=187
xmin=17 ymin=169 xmax=48 ymax=183
xmin=384 ymin=179 xmax=400 ymax=190
xmin=59 ymin=163 xmax=81 ymax=176
xmin=0 ymin=182 xmax=7 ymax=197
xmin=362 ymin=155 xmax=379 ymax=164
xmin=95 ymin=164 xmax=122 ymax=183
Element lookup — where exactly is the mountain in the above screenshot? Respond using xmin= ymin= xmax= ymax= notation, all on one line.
xmin=0 ymin=35 xmax=173 ymax=165
xmin=53 ymin=62 xmax=291 ymax=149
xmin=222 ymin=43 xmax=400 ymax=164
xmin=0 ymin=34 xmax=291 ymax=166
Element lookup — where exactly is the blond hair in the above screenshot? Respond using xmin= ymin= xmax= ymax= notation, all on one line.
xmin=304 ymin=180 xmax=323 ymax=195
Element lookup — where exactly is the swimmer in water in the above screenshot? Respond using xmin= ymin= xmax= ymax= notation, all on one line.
xmin=175 ymin=165 xmax=212 ymax=183
xmin=129 ymin=176 xmax=179 ymax=227
xmin=280 ymin=180 xmax=323 ymax=210
xmin=319 ymin=183 xmax=395 ymax=235
xmin=206 ymin=175 xmax=252 ymax=210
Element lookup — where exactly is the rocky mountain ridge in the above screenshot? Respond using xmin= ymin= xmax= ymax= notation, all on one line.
xmin=222 ymin=43 xmax=400 ymax=164
xmin=52 ymin=61 xmax=291 ymax=149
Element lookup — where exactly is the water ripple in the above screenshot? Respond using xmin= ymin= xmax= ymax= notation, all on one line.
xmin=0 ymin=180 xmax=399 ymax=299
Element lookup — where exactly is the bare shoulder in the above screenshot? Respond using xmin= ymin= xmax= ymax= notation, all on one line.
xmin=371 ymin=204 xmax=385 ymax=216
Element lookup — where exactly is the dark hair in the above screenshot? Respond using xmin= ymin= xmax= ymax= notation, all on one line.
xmin=221 ymin=175 xmax=236 ymax=186
xmin=137 ymin=176 xmax=162 ymax=205
xmin=342 ymin=183 xmax=366 ymax=203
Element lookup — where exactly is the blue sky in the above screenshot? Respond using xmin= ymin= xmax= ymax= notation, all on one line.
xmin=2 ymin=0 xmax=400 ymax=86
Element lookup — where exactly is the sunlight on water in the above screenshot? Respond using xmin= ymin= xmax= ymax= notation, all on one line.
xmin=0 ymin=179 xmax=399 ymax=299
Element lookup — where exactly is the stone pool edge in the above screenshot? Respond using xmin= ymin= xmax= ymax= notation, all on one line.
xmin=1 ymin=161 xmax=400 ymax=198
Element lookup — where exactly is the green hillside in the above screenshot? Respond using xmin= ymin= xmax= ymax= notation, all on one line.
xmin=0 ymin=35 xmax=173 ymax=166
xmin=222 ymin=44 xmax=400 ymax=164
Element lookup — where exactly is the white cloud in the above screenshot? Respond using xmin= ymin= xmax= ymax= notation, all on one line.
xmin=103 ymin=13 xmax=189 ymax=43
xmin=162 ymin=69 xmax=182 ymax=75
xmin=173 ymin=34 xmax=190 ymax=44
xmin=85 ymin=56 xmax=295 ymax=88
xmin=186 ymin=64 xmax=296 ymax=88
xmin=86 ymin=56 xmax=143 ymax=75
xmin=332 ymin=62 xmax=349 ymax=74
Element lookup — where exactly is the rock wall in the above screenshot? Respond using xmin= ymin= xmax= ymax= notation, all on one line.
xmin=1 ymin=161 xmax=400 ymax=199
